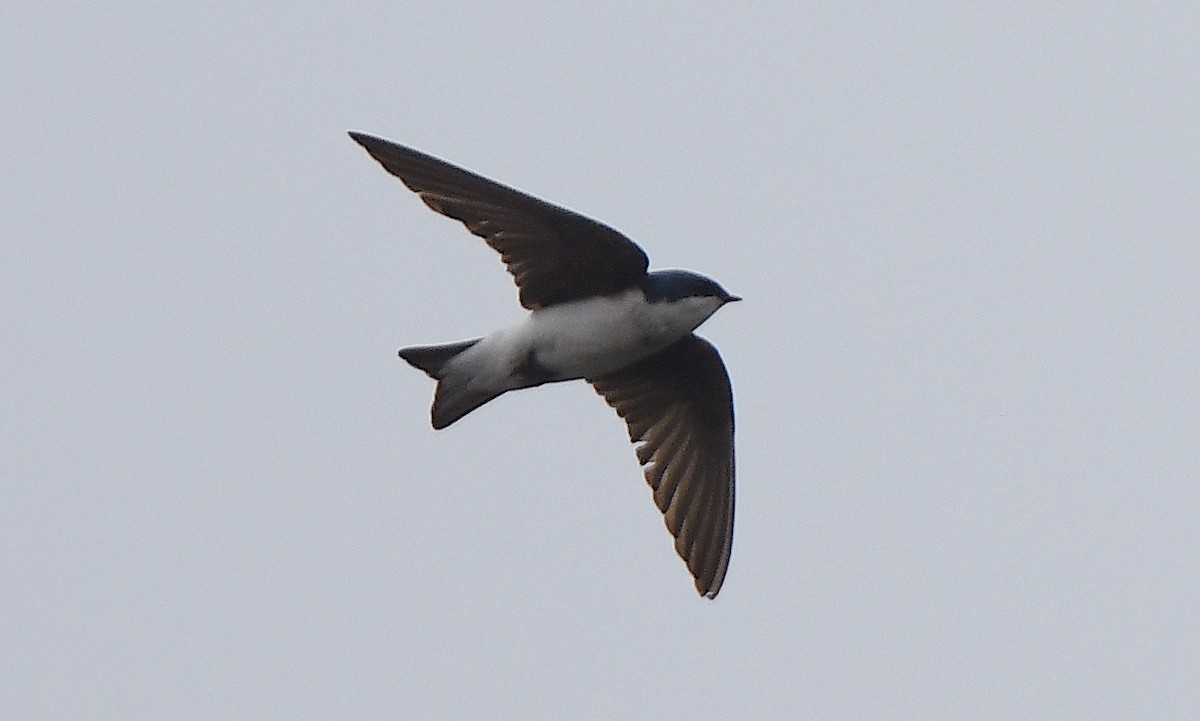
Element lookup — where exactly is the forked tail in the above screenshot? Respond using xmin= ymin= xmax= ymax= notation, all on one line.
xmin=399 ymin=339 xmax=500 ymax=429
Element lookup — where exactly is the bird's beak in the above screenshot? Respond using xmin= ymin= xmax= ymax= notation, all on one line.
xmin=725 ymin=295 xmax=742 ymax=303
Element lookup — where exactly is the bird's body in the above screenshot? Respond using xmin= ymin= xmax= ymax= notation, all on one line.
xmin=521 ymin=284 xmax=727 ymax=379
xmin=350 ymin=132 xmax=739 ymax=597
xmin=403 ymin=282 xmax=729 ymax=430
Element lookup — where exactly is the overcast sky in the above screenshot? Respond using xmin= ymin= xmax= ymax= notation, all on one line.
xmin=3 ymin=2 xmax=1198 ymax=719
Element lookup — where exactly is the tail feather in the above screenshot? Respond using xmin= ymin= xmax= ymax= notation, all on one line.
xmin=399 ymin=340 xmax=479 ymax=380
xmin=399 ymin=339 xmax=500 ymax=429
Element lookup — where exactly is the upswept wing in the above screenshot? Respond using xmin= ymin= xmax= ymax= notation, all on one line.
xmin=349 ymin=132 xmax=649 ymax=309
xmin=590 ymin=334 xmax=736 ymax=598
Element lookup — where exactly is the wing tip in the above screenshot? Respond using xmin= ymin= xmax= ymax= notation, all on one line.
xmin=347 ymin=130 xmax=383 ymax=153
xmin=691 ymin=545 xmax=731 ymax=599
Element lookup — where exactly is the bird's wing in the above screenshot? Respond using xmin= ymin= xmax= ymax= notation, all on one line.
xmin=349 ymin=132 xmax=649 ymax=310
xmin=590 ymin=334 xmax=736 ymax=598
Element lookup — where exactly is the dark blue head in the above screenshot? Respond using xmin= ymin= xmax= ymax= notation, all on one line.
xmin=641 ymin=269 xmax=741 ymax=304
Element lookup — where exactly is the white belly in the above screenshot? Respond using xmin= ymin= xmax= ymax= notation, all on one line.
xmin=523 ymin=288 xmax=720 ymax=378
xmin=444 ymin=288 xmax=724 ymax=394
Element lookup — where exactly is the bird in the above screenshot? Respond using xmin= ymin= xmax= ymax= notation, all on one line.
xmin=349 ymin=131 xmax=739 ymax=598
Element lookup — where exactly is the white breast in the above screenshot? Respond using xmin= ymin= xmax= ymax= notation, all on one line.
xmin=523 ymin=288 xmax=723 ymax=378
xmin=444 ymin=289 xmax=724 ymax=396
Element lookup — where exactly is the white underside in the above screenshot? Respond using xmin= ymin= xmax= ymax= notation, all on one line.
xmin=444 ymin=288 xmax=723 ymax=395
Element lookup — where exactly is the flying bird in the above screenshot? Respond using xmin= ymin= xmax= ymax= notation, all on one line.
xmin=349 ymin=132 xmax=739 ymax=598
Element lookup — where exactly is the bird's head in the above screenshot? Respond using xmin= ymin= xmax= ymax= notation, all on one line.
xmin=640 ymin=269 xmax=740 ymax=333
xmin=642 ymin=269 xmax=741 ymax=305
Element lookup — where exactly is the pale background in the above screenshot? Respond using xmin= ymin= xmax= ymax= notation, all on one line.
xmin=3 ymin=3 xmax=1198 ymax=719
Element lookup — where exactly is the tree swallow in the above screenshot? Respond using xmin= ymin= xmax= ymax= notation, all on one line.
xmin=349 ymin=132 xmax=739 ymax=598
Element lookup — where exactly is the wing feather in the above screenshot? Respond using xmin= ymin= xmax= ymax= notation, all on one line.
xmin=591 ymin=335 xmax=736 ymax=598
xmin=350 ymin=132 xmax=649 ymax=309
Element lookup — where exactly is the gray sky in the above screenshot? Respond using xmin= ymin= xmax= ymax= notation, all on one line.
xmin=3 ymin=2 xmax=1198 ymax=719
